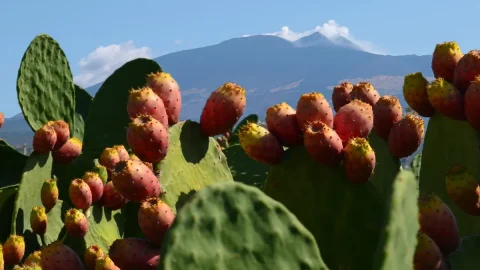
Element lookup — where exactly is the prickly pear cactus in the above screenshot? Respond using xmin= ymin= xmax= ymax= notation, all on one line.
xmin=229 ymin=114 xmax=258 ymax=145
xmin=0 ymin=140 xmax=27 ymax=188
xmin=72 ymin=84 xmax=93 ymax=140
xmin=159 ymin=181 xmax=329 ymax=270
xmin=223 ymin=144 xmax=269 ymax=188
xmin=446 ymin=235 xmax=480 ymax=269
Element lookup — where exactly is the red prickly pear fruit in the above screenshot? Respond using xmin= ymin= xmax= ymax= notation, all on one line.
xmin=146 ymin=72 xmax=182 ymax=126
xmin=84 ymin=245 xmax=104 ymax=270
xmin=52 ymin=137 xmax=82 ymax=164
xmin=96 ymin=255 xmax=120 ymax=270
xmin=69 ymin=178 xmax=93 ymax=211
xmin=40 ymin=241 xmax=84 ymax=270
xmin=445 ymin=164 xmax=480 ymax=216
xmin=112 ymin=145 xmax=129 ymax=162
xmin=333 ymin=99 xmax=373 ymax=146
xmin=332 ymin=82 xmax=353 ymax=112
xmin=100 ymin=147 xmax=120 ymax=171
xmin=100 ymin=181 xmax=128 ymax=210
xmin=414 ymin=232 xmax=448 ymax=270
xmin=30 ymin=206 xmax=47 ymax=236
xmin=0 ymin=112 xmax=4 ymax=129
xmin=265 ymin=102 xmax=303 ymax=146
xmin=304 ymin=121 xmax=343 ymax=167
xmin=41 ymin=179 xmax=58 ymax=211
xmin=426 ymin=78 xmax=465 ymax=120
xmin=127 ymin=115 xmax=169 ymax=164
xmin=296 ymin=92 xmax=334 ymax=132
xmin=418 ymin=193 xmax=460 ymax=256
xmin=32 ymin=124 xmax=57 ymax=154
xmin=464 ymin=76 xmax=480 ymax=129
xmin=373 ymin=95 xmax=403 ymax=140
xmin=387 ymin=114 xmax=424 ymax=158
xmin=92 ymin=164 xmax=108 ymax=184
xmin=109 ymin=238 xmax=160 ymax=270
xmin=129 ymin=153 xmax=154 ymax=171
xmin=343 ymin=138 xmax=375 ymax=184
xmin=127 ymin=86 xmax=169 ymax=128
xmin=111 ymin=159 xmax=161 ymax=202
xmin=83 ymin=172 xmax=104 ymax=203
xmin=403 ymin=72 xmax=435 ymax=117
xmin=453 ymin=49 xmax=480 ymax=93
xmin=3 ymin=235 xmax=25 ymax=265
xmin=24 ymin=250 xmax=41 ymax=266
xmin=46 ymin=120 xmax=70 ymax=150
xmin=350 ymin=82 xmax=380 ymax=107
xmin=238 ymin=122 xmax=284 ymax=165
xmin=138 ymin=197 xmax=175 ymax=246
xmin=64 ymin=208 xmax=88 ymax=238
xmin=432 ymin=41 xmax=463 ymax=84
xmin=200 ymin=82 xmax=246 ymax=136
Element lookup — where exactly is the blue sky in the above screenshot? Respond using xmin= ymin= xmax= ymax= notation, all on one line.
xmin=1 ymin=0 xmax=479 ymax=117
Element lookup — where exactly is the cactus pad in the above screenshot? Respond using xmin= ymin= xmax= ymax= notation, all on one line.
xmin=159 ymin=181 xmax=328 ymax=270
xmin=0 ymin=139 xmax=27 ymax=188
xmin=447 ymin=236 xmax=480 ymax=269
xmin=72 ymin=84 xmax=93 ymax=140
xmin=223 ymin=144 xmax=269 ymax=189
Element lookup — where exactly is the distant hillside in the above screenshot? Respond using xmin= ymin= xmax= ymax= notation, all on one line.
xmin=0 ymin=32 xmax=433 ymax=159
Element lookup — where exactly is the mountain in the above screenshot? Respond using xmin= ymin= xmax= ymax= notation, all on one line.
xmin=0 ymin=32 xmax=433 ymax=155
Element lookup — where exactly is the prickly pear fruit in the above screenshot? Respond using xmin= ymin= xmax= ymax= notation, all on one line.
xmin=32 ymin=124 xmax=57 ymax=154
xmin=413 ymin=232 xmax=447 ymax=270
xmin=52 ymin=137 xmax=82 ymax=164
xmin=41 ymin=179 xmax=58 ymax=211
xmin=40 ymin=241 xmax=84 ymax=270
xmin=0 ymin=112 xmax=3 ymax=129
xmin=91 ymin=164 xmax=108 ymax=184
xmin=46 ymin=120 xmax=70 ymax=150
xmin=100 ymin=181 xmax=128 ymax=210
xmin=109 ymin=238 xmax=160 ymax=270
xmin=304 ymin=121 xmax=343 ymax=167
xmin=30 ymin=206 xmax=47 ymax=236
xmin=432 ymin=41 xmax=463 ymax=84
xmin=84 ymin=245 xmax=104 ymax=270
xmin=127 ymin=114 xmax=169 ymax=163
xmin=426 ymin=78 xmax=465 ymax=120
xmin=445 ymin=164 xmax=480 ymax=216
xmin=83 ymin=172 xmax=104 ymax=203
xmin=69 ymin=178 xmax=93 ymax=210
xmin=403 ymin=72 xmax=435 ymax=117
xmin=129 ymin=153 xmax=154 ymax=171
xmin=296 ymin=92 xmax=334 ymax=131
xmin=373 ymin=95 xmax=403 ymax=140
xmin=343 ymin=138 xmax=375 ymax=184
xmin=111 ymin=159 xmax=161 ymax=202
xmin=138 ymin=197 xmax=175 ymax=246
xmin=333 ymin=99 xmax=373 ymax=146
xmin=350 ymin=82 xmax=380 ymax=107
xmin=238 ymin=122 xmax=284 ymax=165
xmin=3 ymin=235 xmax=25 ymax=265
xmin=24 ymin=250 xmax=41 ymax=266
xmin=332 ymin=82 xmax=353 ymax=112
xmin=99 ymin=147 xmax=120 ymax=171
xmin=127 ymin=86 xmax=169 ymax=128
xmin=387 ymin=114 xmax=424 ymax=158
xmin=0 ymin=244 xmax=3 ymax=270
xmin=146 ymin=72 xmax=182 ymax=126
xmin=418 ymin=193 xmax=460 ymax=256
xmin=464 ymin=76 xmax=480 ymax=129
xmin=95 ymin=255 xmax=120 ymax=270
xmin=64 ymin=208 xmax=88 ymax=238
xmin=200 ymin=82 xmax=246 ymax=136
xmin=454 ymin=50 xmax=480 ymax=93
xmin=265 ymin=102 xmax=303 ymax=146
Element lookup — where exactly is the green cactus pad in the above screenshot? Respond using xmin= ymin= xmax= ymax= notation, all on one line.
xmin=229 ymin=114 xmax=259 ymax=145
xmin=264 ymin=146 xmax=388 ymax=269
xmin=409 ymin=153 xmax=422 ymax=184
xmin=373 ymin=170 xmax=419 ymax=269
xmin=11 ymin=153 xmax=68 ymax=254
xmin=0 ymin=139 xmax=27 ymax=188
xmin=159 ymin=182 xmax=328 ymax=270
xmin=82 ymin=58 xmax=161 ymax=158
xmin=420 ymin=113 xmax=480 ymax=236
xmin=16 ymin=34 xmax=76 ymax=132
xmin=0 ymin=185 xmax=18 ymax=242
xmin=72 ymin=84 xmax=93 ymax=140
xmin=447 ymin=235 xmax=480 ymax=269
xmin=223 ymin=144 xmax=269 ymax=189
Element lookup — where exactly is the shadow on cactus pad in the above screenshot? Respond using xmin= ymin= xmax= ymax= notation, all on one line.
xmin=223 ymin=144 xmax=269 ymax=189
xmin=179 ymin=121 xmax=209 ymax=164
xmin=0 ymin=139 xmax=27 ymax=188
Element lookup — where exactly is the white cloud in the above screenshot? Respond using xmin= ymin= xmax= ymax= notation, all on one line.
xmin=243 ymin=20 xmax=386 ymax=55
xmin=174 ymin=40 xmax=183 ymax=45
xmin=73 ymin=41 xmax=152 ymax=88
